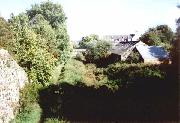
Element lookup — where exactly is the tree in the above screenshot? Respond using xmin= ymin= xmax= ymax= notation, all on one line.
xmin=84 ymin=40 xmax=112 ymax=63
xmin=170 ymin=5 xmax=180 ymax=70
xmin=27 ymin=1 xmax=71 ymax=63
xmin=30 ymin=14 xmax=58 ymax=58
xmin=55 ymin=23 xmax=72 ymax=64
xmin=79 ymin=34 xmax=99 ymax=48
xmin=139 ymin=25 xmax=174 ymax=50
xmin=27 ymin=1 xmax=66 ymax=28
xmin=6 ymin=1 xmax=72 ymax=85
xmin=8 ymin=13 xmax=56 ymax=85
xmin=0 ymin=17 xmax=13 ymax=48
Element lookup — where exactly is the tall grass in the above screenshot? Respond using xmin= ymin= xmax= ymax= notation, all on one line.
xmin=59 ymin=59 xmax=86 ymax=85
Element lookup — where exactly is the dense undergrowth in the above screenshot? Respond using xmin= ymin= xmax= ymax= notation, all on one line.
xmin=12 ymin=58 xmax=178 ymax=122
xmin=37 ymin=59 xmax=177 ymax=122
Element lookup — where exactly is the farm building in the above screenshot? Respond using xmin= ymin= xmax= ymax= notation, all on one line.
xmin=135 ymin=41 xmax=170 ymax=64
xmin=111 ymin=41 xmax=170 ymax=64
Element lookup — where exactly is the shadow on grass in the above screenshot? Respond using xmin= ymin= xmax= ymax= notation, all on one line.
xmin=38 ymin=75 xmax=178 ymax=122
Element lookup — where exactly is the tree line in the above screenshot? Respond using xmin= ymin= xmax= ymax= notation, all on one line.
xmin=0 ymin=1 xmax=72 ymax=85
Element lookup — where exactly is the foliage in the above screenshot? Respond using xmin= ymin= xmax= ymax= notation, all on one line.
xmin=84 ymin=40 xmax=112 ymax=63
xmin=126 ymin=49 xmax=142 ymax=63
xmin=27 ymin=1 xmax=66 ymax=28
xmin=55 ymin=24 xmax=72 ymax=64
xmin=8 ymin=13 xmax=56 ymax=85
xmin=3 ymin=1 xmax=72 ymax=122
xmin=11 ymin=104 xmax=41 ymax=123
xmin=59 ymin=59 xmax=108 ymax=87
xmin=106 ymin=63 xmax=165 ymax=86
xmin=30 ymin=14 xmax=58 ymax=58
xmin=11 ymin=83 xmax=43 ymax=123
xmin=19 ymin=83 xmax=43 ymax=109
xmin=51 ymin=64 xmax=64 ymax=83
xmin=3 ymin=1 xmax=72 ymax=85
xmin=38 ymin=73 xmax=177 ymax=121
xmin=79 ymin=34 xmax=99 ymax=48
xmin=59 ymin=59 xmax=86 ymax=85
xmin=0 ymin=17 xmax=13 ymax=48
xmin=27 ymin=1 xmax=71 ymax=63
xmin=83 ymin=64 xmax=99 ymax=86
xmin=139 ymin=25 xmax=174 ymax=50
xmin=75 ymin=52 xmax=85 ymax=61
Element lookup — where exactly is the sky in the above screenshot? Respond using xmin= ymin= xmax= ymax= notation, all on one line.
xmin=0 ymin=0 xmax=180 ymax=41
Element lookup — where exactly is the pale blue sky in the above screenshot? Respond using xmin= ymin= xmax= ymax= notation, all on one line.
xmin=0 ymin=0 xmax=180 ymax=40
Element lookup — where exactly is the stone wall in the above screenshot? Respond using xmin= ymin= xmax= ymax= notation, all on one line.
xmin=0 ymin=49 xmax=28 ymax=123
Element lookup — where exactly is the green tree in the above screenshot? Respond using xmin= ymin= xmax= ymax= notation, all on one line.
xmin=55 ymin=24 xmax=72 ymax=64
xmin=30 ymin=14 xmax=58 ymax=59
xmin=1 ymin=1 xmax=72 ymax=85
xmin=27 ymin=1 xmax=72 ymax=64
xmin=27 ymin=1 xmax=71 ymax=63
xmin=8 ymin=13 xmax=56 ymax=85
xmin=84 ymin=40 xmax=112 ymax=63
xmin=0 ymin=17 xmax=13 ymax=48
xmin=27 ymin=1 xmax=66 ymax=28
xmin=79 ymin=34 xmax=99 ymax=48
xmin=139 ymin=25 xmax=174 ymax=50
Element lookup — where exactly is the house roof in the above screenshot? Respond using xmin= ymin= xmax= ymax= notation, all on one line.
xmin=111 ymin=41 xmax=138 ymax=55
xmin=111 ymin=41 xmax=169 ymax=61
xmin=135 ymin=41 xmax=169 ymax=60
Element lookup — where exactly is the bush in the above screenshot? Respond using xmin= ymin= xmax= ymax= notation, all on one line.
xmin=11 ymin=83 xmax=43 ymax=123
xmin=106 ymin=63 xmax=165 ymax=86
xmin=51 ymin=63 xmax=64 ymax=83
xmin=11 ymin=104 xmax=41 ymax=123
xmin=75 ymin=52 xmax=85 ymax=61
xmin=59 ymin=59 xmax=86 ymax=85
xmin=84 ymin=41 xmax=112 ymax=63
xmin=59 ymin=60 xmax=109 ymax=87
xmin=79 ymin=34 xmax=99 ymax=49
xmin=126 ymin=50 xmax=142 ymax=63
xmin=19 ymin=83 xmax=43 ymax=109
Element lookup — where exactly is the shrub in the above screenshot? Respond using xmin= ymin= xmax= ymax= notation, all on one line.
xmin=126 ymin=49 xmax=142 ymax=63
xmin=79 ymin=34 xmax=99 ymax=49
xmin=59 ymin=59 xmax=86 ymax=85
xmin=51 ymin=63 xmax=64 ymax=83
xmin=59 ymin=60 xmax=108 ymax=87
xmin=19 ymin=83 xmax=43 ymax=109
xmin=11 ymin=104 xmax=41 ymax=123
xmin=11 ymin=83 xmax=43 ymax=123
xmin=84 ymin=41 xmax=112 ymax=63
xmin=106 ymin=63 xmax=165 ymax=86
xmin=83 ymin=64 xmax=98 ymax=86
xmin=75 ymin=52 xmax=85 ymax=61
